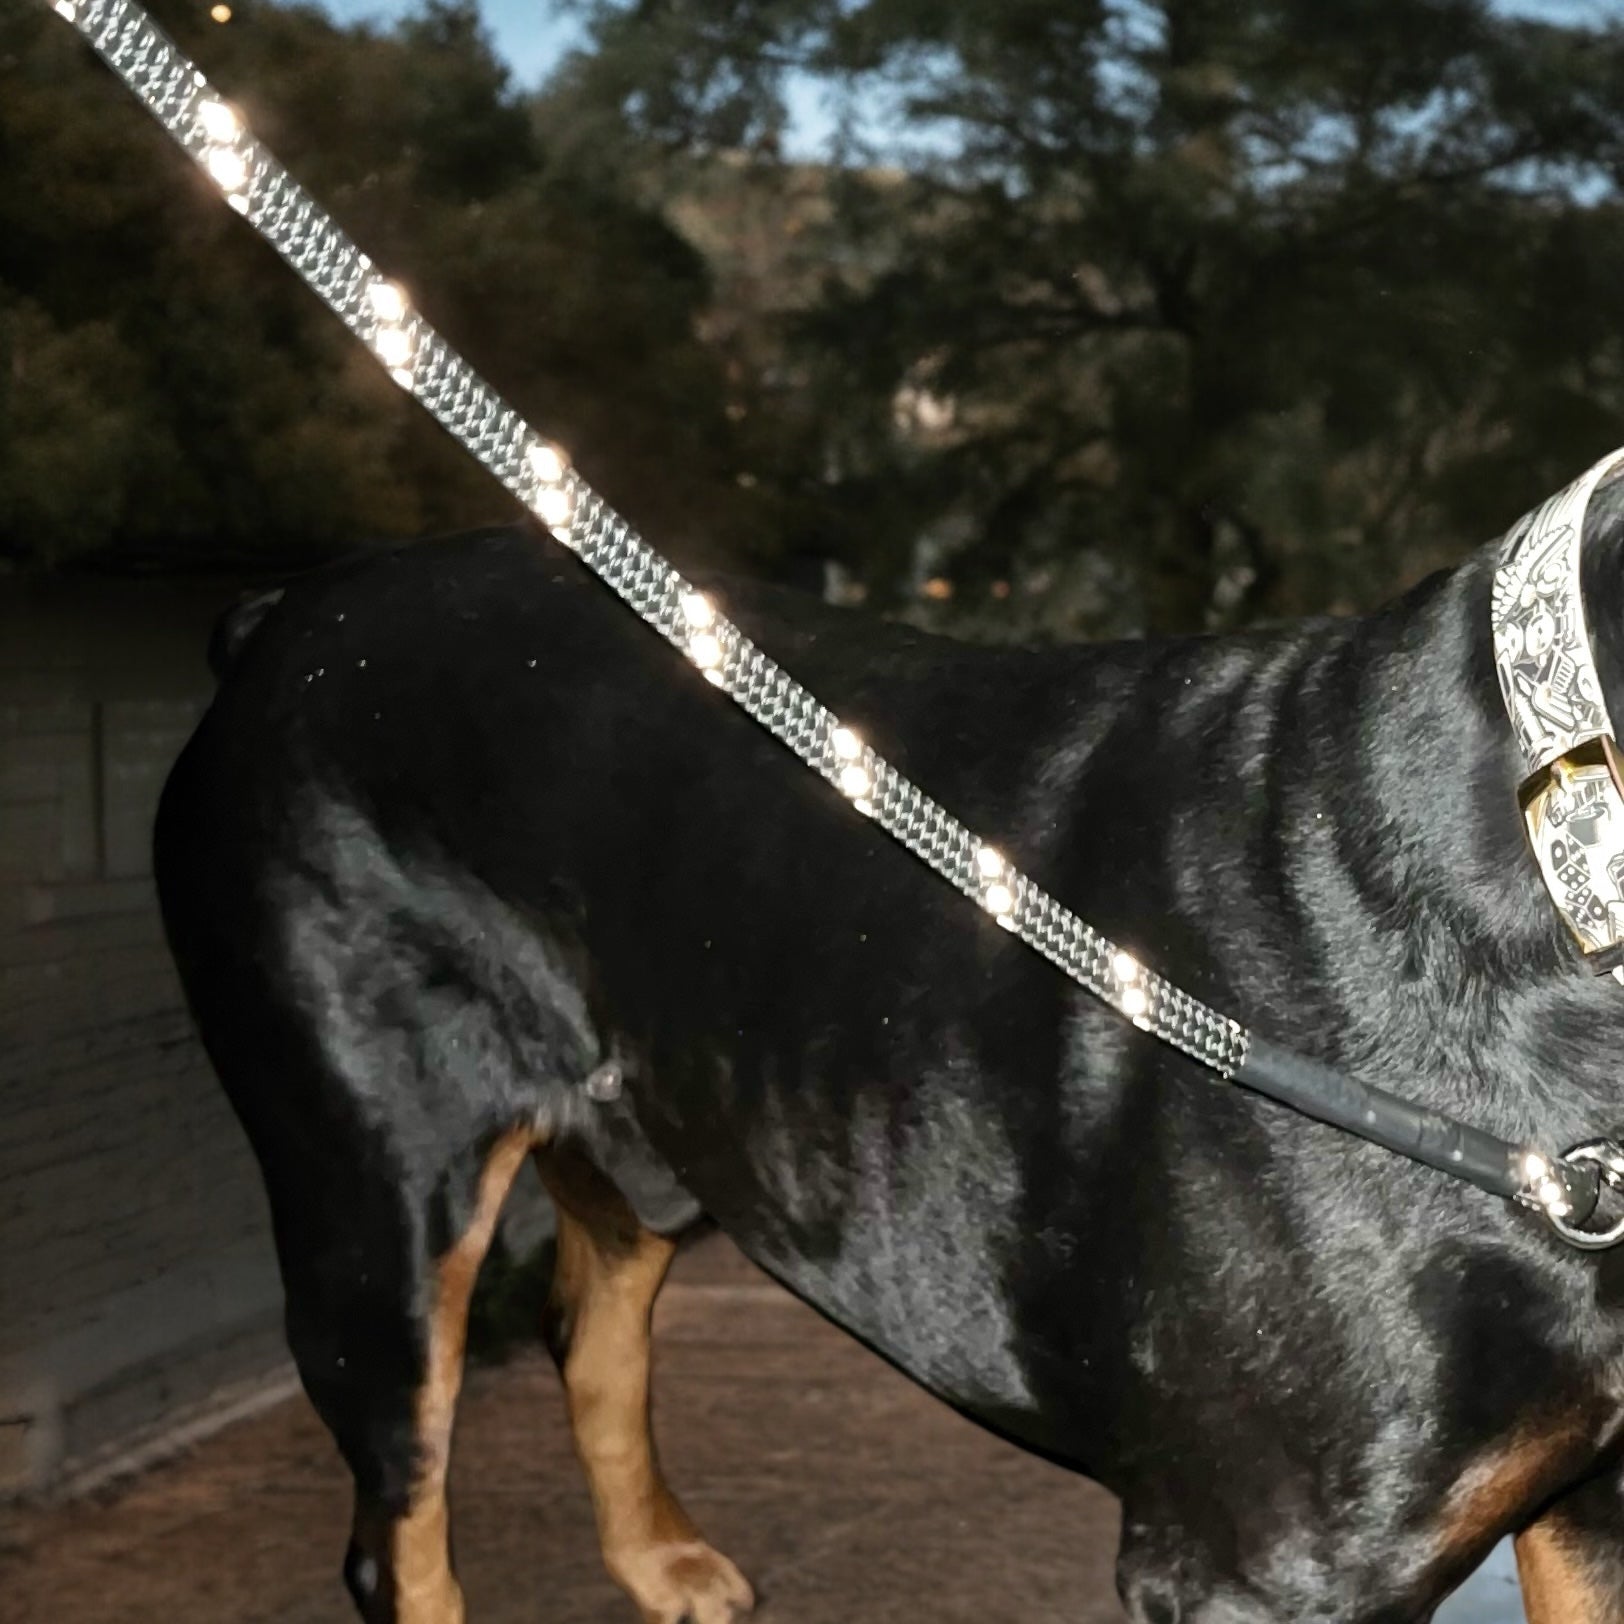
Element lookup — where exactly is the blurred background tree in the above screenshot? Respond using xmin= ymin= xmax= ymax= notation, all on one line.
xmin=555 ymin=0 xmax=1624 ymax=633
xmin=5 ymin=0 xmax=1624 ymax=637
xmin=0 ymin=0 xmax=777 ymax=575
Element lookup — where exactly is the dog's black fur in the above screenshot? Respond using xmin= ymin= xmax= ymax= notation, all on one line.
xmin=156 ymin=473 xmax=1624 ymax=1623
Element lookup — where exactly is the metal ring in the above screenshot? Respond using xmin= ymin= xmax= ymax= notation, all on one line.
xmin=1545 ymin=1141 xmax=1624 ymax=1250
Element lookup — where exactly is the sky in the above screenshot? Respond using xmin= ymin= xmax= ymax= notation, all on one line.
xmin=310 ymin=0 xmax=1616 ymax=90
xmin=308 ymin=0 xmax=1617 ymax=159
xmin=316 ymin=0 xmax=581 ymax=84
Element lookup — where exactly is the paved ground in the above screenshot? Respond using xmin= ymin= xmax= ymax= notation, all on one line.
xmin=2 ymin=1235 xmax=1525 ymax=1623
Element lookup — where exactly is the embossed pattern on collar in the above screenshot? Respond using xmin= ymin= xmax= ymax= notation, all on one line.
xmin=1493 ymin=449 xmax=1624 ymax=961
xmin=1494 ymin=450 xmax=1624 ymax=770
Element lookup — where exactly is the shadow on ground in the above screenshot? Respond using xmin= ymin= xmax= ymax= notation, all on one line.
xmin=0 ymin=1235 xmax=1525 ymax=1622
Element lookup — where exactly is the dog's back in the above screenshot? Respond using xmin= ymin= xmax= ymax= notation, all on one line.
xmin=157 ymin=520 xmax=1170 ymax=1397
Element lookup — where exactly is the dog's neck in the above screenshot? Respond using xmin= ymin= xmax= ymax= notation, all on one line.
xmin=1357 ymin=475 xmax=1624 ymax=938
xmin=1312 ymin=476 xmax=1624 ymax=1134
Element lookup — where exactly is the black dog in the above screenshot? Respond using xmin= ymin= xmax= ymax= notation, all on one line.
xmin=155 ymin=472 xmax=1624 ymax=1624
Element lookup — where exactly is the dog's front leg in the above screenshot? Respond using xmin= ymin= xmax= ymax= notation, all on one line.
xmin=1515 ymin=1466 xmax=1624 ymax=1623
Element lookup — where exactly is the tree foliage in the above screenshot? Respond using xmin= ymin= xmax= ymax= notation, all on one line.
xmin=558 ymin=0 xmax=1624 ymax=633
xmin=7 ymin=0 xmax=1624 ymax=638
xmin=0 ymin=0 xmax=771 ymax=572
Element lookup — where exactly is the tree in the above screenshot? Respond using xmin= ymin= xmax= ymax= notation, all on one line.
xmin=0 ymin=0 xmax=769 ymax=573
xmin=555 ymin=0 xmax=1624 ymax=634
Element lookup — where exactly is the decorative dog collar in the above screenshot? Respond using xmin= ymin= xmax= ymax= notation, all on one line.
xmin=1494 ymin=448 xmax=1624 ymax=966
xmin=49 ymin=0 xmax=1624 ymax=1246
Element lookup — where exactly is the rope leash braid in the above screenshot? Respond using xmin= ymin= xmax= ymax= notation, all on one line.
xmin=46 ymin=0 xmax=1624 ymax=1240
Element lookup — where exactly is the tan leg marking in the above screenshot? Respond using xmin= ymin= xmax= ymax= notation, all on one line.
xmin=539 ymin=1150 xmax=754 ymax=1624
xmin=1516 ymin=1516 xmax=1613 ymax=1624
xmin=1434 ymin=1419 xmax=1591 ymax=1575
xmin=360 ymin=1129 xmax=533 ymax=1624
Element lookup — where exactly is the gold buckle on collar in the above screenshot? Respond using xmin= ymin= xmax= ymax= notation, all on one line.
xmin=1519 ymin=736 xmax=1624 ymax=971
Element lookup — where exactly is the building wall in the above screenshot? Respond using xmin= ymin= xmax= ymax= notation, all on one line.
xmin=0 ymin=573 xmax=554 ymax=1496
xmin=0 ymin=576 xmax=291 ymax=1494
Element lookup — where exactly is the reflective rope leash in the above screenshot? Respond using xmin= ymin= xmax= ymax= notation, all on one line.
xmin=43 ymin=0 xmax=1620 ymax=1240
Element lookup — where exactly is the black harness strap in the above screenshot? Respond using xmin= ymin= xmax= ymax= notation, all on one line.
xmin=1239 ymin=1037 xmax=1600 ymax=1220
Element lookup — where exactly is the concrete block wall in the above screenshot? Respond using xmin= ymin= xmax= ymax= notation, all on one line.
xmin=0 ymin=573 xmax=555 ymax=1496
xmin=0 ymin=577 xmax=289 ymax=1495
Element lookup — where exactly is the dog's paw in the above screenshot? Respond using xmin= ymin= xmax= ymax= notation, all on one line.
xmin=611 ymin=1538 xmax=755 ymax=1624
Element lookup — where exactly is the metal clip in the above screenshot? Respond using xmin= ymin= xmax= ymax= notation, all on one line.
xmin=1519 ymin=736 xmax=1624 ymax=971
xmin=583 ymin=1060 xmax=623 ymax=1103
xmin=1537 ymin=1140 xmax=1624 ymax=1250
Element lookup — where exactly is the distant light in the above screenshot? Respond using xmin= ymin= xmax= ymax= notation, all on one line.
xmin=210 ymin=3 xmax=232 ymax=20
xmin=921 ymin=576 xmax=953 ymax=601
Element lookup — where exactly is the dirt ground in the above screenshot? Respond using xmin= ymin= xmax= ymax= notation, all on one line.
xmin=1 ymin=1235 xmax=1125 ymax=1623
xmin=0 ymin=1234 xmax=1525 ymax=1623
